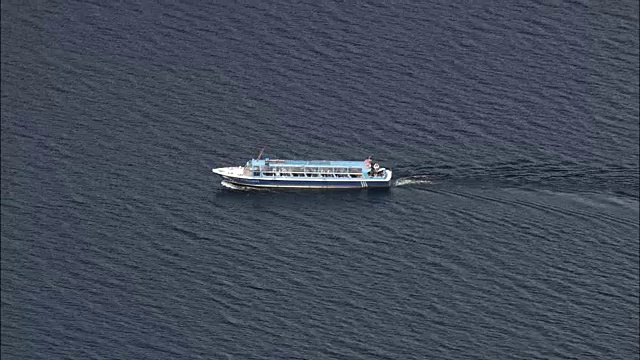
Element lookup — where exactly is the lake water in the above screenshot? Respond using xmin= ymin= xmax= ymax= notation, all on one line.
xmin=2 ymin=0 xmax=638 ymax=358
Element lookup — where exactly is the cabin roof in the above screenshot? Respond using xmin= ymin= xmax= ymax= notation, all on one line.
xmin=250 ymin=159 xmax=369 ymax=168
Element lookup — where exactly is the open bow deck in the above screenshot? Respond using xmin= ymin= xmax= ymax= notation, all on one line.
xmin=212 ymin=158 xmax=392 ymax=189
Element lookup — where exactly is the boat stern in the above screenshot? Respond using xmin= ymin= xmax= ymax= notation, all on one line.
xmin=384 ymin=168 xmax=393 ymax=182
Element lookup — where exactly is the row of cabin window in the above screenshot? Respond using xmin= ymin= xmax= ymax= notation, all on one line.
xmin=253 ymin=167 xmax=362 ymax=173
xmin=254 ymin=171 xmax=363 ymax=178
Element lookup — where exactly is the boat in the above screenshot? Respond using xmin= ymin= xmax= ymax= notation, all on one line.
xmin=212 ymin=156 xmax=392 ymax=189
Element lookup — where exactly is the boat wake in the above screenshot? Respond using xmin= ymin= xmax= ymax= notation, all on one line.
xmin=393 ymin=175 xmax=433 ymax=187
xmin=221 ymin=181 xmax=271 ymax=191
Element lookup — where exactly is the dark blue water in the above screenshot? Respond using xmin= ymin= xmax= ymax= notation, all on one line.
xmin=2 ymin=0 xmax=639 ymax=358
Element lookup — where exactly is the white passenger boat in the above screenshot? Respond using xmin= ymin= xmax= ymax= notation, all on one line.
xmin=212 ymin=156 xmax=392 ymax=189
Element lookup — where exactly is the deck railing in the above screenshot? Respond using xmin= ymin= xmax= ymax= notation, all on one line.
xmin=245 ymin=166 xmax=386 ymax=178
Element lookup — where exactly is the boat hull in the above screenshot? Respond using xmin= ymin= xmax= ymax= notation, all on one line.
xmin=220 ymin=175 xmax=392 ymax=189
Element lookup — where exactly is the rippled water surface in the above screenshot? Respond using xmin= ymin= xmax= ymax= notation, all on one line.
xmin=2 ymin=0 xmax=639 ymax=359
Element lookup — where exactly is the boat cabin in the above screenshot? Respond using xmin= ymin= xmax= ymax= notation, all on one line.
xmin=243 ymin=159 xmax=384 ymax=178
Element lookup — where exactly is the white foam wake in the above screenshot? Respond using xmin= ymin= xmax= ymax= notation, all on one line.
xmin=220 ymin=181 xmax=272 ymax=191
xmin=394 ymin=176 xmax=433 ymax=187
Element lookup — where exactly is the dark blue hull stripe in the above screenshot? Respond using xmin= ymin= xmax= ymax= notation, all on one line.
xmin=222 ymin=177 xmax=391 ymax=188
